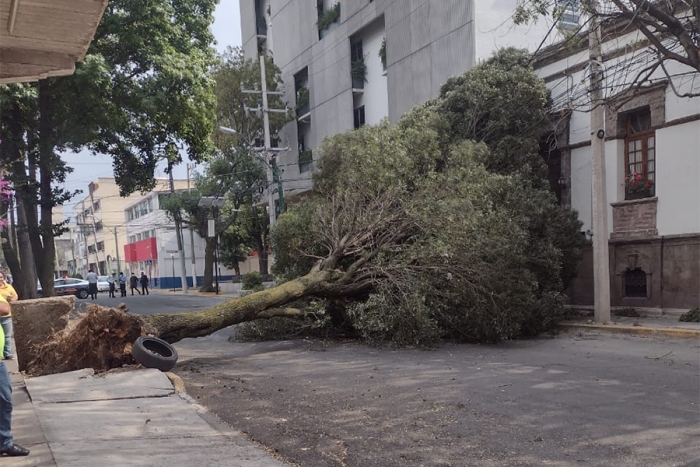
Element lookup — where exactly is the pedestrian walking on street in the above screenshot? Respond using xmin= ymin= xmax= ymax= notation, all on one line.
xmin=118 ymin=272 xmax=127 ymax=298
xmin=0 ymin=294 xmax=30 ymax=457
xmin=130 ymin=273 xmax=141 ymax=296
xmin=0 ymin=274 xmax=17 ymax=361
xmin=86 ymin=269 xmax=98 ymax=300
xmin=140 ymin=272 xmax=149 ymax=296
xmin=107 ymin=274 xmax=116 ymax=298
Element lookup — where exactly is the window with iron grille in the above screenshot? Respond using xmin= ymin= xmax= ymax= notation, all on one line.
xmin=624 ymin=108 xmax=655 ymax=199
xmin=624 ymin=268 xmax=647 ymax=298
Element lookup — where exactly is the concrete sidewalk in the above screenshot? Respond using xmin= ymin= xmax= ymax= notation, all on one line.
xmin=9 ymin=363 xmax=291 ymax=467
xmin=559 ymin=313 xmax=700 ymax=339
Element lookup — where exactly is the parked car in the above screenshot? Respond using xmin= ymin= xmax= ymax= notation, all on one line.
xmin=97 ymin=275 xmax=111 ymax=292
xmin=38 ymin=278 xmax=91 ymax=299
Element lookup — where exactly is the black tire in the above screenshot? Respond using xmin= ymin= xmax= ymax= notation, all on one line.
xmin=131 ymin=336 xmax=178 ymax=372
xmin=77 ymin=289 xmax=89 ymax=299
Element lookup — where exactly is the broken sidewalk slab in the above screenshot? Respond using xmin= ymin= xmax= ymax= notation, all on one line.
xmin=25 ymin=368 xmax=175 ymax=403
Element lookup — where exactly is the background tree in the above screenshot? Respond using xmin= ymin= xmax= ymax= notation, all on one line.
xmin=160 ymin=47 xmax=287 ymax=287
xmin=0 ymin=0 xmax=217 ymax=296
xmin=515 ymin=0 xmax=700 ymax=98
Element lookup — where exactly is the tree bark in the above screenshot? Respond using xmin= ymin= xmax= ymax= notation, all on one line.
xmin=255 ymin=236 xmax=269 ymax=275
xmin=201 ymin=236 xmax=215 ymax=291
xmin=0 ymin=204 xmax=27 ymax=299
xmin=142 ymin=267 xmax=332 ymax=342
xmin=15 ymin=194 xmax=38 ymax=299
xmin=37 ymin=79 xmax=57 ymax=291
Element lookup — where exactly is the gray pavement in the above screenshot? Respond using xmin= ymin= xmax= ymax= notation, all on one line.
xmin=74 ymin=291 xmax=229 ymax=315
xmin=9 ymin=361 xmax=291 ymax=466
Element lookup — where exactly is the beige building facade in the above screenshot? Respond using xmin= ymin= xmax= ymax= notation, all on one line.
xmin=71 ymin=178 xmax=174 ymax=277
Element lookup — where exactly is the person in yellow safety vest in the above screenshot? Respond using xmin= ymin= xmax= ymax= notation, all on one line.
xmin=0 ymin=294 xmax=29 ymax=456
xmin=0 ymin=273 xmax=17 ymax=360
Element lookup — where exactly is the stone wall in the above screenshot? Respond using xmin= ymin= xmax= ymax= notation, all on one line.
xmin=567 ymin=235 xmax=700 ymax=311
xmin=611 ymin=198 xmax=658 ymax=240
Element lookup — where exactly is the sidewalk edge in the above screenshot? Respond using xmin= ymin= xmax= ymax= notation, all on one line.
xmin=559 ymin=322 xmax=700 ymax=339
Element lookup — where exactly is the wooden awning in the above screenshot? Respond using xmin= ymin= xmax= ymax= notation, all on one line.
xmin=0 ymin=0 xmax=108 ymax=84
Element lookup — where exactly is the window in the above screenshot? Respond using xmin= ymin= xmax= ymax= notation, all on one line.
xmin=624 ymin=108 xmax=655 ymax=199
xmin=351 ymin=41 xmax=363 ymax=63
xmin=94 ymin=221 xmax=103 ymax=232
xmin=354 ymin=106 xmax=365 ymax=129
xmin=93 ymin=200 xmax=101 ymax=212
xmin=556 ymin=0 xmax=579 ymax=29
xmin=624 ymin=268 xmax=647 ymax=298
xmin=96 ymin=241 xmax=105 ymax=251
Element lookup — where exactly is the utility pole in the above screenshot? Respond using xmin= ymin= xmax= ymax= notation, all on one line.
xmin=260 ymin=55 xmax=278 ymax=228
xmin=113 ymin=226 xmax=121 ymax=275
xmin=168 ymin=159 xmax=189 ymax=294
xmin=588 ymin=0 xmax=611 ymax=323
xmin=186 ymin=163 xmax=198 ymax=289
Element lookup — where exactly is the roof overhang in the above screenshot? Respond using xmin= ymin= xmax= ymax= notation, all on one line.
xmin=0 ymin=0 xmax=108 ymax=84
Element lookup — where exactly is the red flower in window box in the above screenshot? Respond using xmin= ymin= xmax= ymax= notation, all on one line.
xmin=624 ymin=172 xmax=654 ymax=197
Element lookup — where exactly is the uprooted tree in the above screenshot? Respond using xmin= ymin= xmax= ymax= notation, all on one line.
xmin=27 ymin=48 xmax=585 ymax=375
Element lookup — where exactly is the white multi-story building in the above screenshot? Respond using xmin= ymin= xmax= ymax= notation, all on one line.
xmin=240 ymin=0 xmax=556 ymax=201
xmin=122 ymin=188 xmax=259 ymax=289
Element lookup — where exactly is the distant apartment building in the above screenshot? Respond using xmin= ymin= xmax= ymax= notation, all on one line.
xmin=123 ymin=187 xmax=259 ymax=289
xmin=240 ymin=0 xmax=555 ymax=201
xmin=72 ymin=178 xmax=172 ymax=277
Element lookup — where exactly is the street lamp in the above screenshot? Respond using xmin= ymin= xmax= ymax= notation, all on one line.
xmin=198 ymin=196 xmax=227 ymax=294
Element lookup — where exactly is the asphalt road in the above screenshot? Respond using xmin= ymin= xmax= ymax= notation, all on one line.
xmin=173 ymin=329 xmax=700 ymax=467
xmin=73 ymin=290 xmax=230 ymax=315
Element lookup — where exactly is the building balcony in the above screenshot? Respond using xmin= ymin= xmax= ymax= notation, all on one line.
xmin=611 ymin=197 xmax=658 ymax=240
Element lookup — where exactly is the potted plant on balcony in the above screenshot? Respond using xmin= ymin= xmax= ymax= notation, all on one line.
xmin=296 ymin=86 xmax=310 ymax=116
xmin=624 ymin=172 xmax=654 ymax=200
xmin=317 ymin=2 xmax=340 ymax=33
xmin=379 ymin=37 xmax=386 ymax=70
xmin=298 ymin=149 xmax=313 ymax=172
xmin=351 ymin=55 xmax=367 ymax=89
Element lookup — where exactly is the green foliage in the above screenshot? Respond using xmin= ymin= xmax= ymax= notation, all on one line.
xmin=351 ymin=56 xmax=367 ymax=81
xmin=298 ymin=150 xmax=313 ymax=164
xmin=679 ymin=308 xmax=700 ymax=322
xmin=317 ymin=2 xmax=341 ymax=32
xmin=270 ymin=48 xmax=585 ymax=346
xmin=242 ymin=271 xmax=264 ymax=290
xmin=271 ymin=203 xmax=324 ymax=280
xmin=437 ymin=48 xmax=550 ymax=181
xmin=379 ymin=37 xmax=387 ymax=69
xmin=296 ymin=86 xmax=310 ymax=111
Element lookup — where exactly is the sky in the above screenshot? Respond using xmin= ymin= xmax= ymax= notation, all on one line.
xmin=60 ymin=0 xmax=242 ymax=216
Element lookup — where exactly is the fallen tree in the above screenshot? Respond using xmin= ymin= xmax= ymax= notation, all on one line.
xmin=25 ymin=48 xmax=585 ymax=376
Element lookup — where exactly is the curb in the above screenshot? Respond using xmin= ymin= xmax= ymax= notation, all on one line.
xmin=559 ymin=322 xmax=700 ymax=339
xmin=164 ymin=371 xmax=186 ymax=393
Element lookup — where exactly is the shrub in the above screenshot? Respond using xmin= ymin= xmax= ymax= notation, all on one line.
xmin=614 ymin=307 xmax=641 ymax=317
xmin=241 ymin=271 xmax=264 ymax=290
xmin=679 ymin=308 xmax=700 ymax=322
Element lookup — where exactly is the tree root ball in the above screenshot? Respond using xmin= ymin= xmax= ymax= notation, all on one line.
xmin=25 ymin=304 xmax=147 ymax=376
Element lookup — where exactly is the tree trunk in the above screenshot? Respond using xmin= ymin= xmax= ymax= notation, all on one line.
xmin=201 ymin=237 xmax=215 ymax=291
xmin=0 ymin=204 xmax=28 ymax=299
xmin=142 ymin=267 xmax=331 ymax=342
xmin=37 ymin=79 xmax=57 ymax=289
xmin=15 ymin=194 xmax=38 ymax=299
xmin=255 ymin=237 xmax=269 ymax=275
